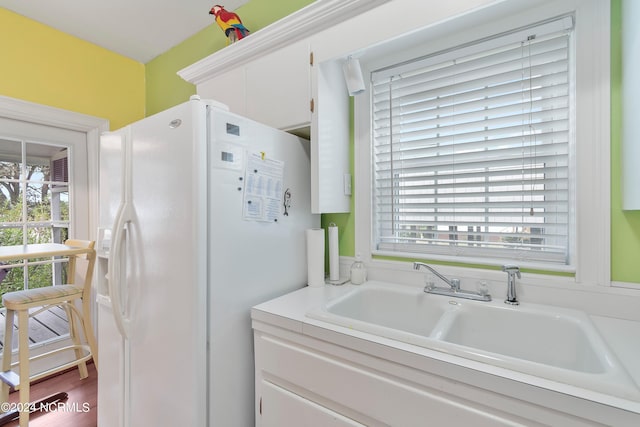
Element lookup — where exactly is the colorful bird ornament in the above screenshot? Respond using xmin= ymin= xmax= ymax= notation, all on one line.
xmin=209 ymin=5 xmax=250 ymax=44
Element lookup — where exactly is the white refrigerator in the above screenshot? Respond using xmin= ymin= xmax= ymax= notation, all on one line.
xmin=96 ymin=97 xmax=319 ymax=427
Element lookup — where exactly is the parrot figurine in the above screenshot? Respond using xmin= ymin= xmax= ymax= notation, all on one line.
xmin=209 ymin=5 xmax=250 ymax=44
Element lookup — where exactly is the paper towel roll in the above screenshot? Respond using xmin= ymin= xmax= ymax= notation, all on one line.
xmin=328 ymin=223 xmax=339 ymax=281
xmin=306 ymin=228 xmax=325 ymax=287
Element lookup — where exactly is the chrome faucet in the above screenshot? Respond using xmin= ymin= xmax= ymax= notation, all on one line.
xmin=413 ymin=262 xmax=460 ymax=290
xmin=413 ymin=262 xmax=490 ymax=301
xmin=502 ymin=265 xmax=521 ymax=305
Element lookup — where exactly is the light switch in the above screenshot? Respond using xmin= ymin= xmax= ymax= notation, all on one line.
xmin=344 ymin=173 xmax=352 ymax=196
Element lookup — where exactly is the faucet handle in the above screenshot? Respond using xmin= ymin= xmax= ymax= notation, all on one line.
xmin=501 ymin=264 xmax=521 ymax=278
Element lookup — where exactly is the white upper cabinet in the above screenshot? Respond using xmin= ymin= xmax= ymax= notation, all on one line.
xmin=194 ymin=41 xmax=311 ymax=132
xmin=245 ymin=40 xmax=311 ymax=132
xmin=197 ymin=68 xmax=247 ymax=117
xmin=623 ymin=0 xmax=640 ymax=210
xmin=311 ymin=59 xmax=351 ymax=213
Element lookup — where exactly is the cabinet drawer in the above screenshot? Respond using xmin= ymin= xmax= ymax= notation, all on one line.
xmin=256 ymin=333 xmax=525 ymax=427
xmin=261 ymin=379 xmax=366 ymax=427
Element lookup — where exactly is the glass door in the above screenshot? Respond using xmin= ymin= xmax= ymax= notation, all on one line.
xmin=0 ymin=119 xmax=88 ymax=352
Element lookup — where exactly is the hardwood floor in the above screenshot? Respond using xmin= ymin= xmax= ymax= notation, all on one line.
xmin=3 ymin=363 xmax=97 ymax=426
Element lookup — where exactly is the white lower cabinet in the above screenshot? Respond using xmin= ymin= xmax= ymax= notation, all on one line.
xmin=254 ymin=330 xmax=535 ymax=427
xmin=253 ymin=321 xmax=640 ymax=427
xmin=261 ymin=380 xmax=366 ymax=427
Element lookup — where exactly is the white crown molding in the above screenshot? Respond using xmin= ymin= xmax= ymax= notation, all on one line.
xmin=0 ymin=96 xmax=109 ymax=132
xmin=178 ymin=0 xmax=390 ymax=85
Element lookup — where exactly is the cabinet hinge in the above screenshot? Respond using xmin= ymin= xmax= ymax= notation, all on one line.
xmin=310 ymin=98 xmax=315 ymax=113
xmin=259 ymin=397 xmax=262 ymax=415
xmin=310 ymin=51 xmax=314 ymax=66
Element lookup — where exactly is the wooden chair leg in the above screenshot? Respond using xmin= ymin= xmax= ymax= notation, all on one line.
xmin=0 ymin=309 xmax=15 ymax=406
xmin=81 ymin=297 xmax=98 ymax=370
xmin=64 ymin=304 xmax=88 ymax=379
xmin=17 ymin=310 xmax=30 ymax=427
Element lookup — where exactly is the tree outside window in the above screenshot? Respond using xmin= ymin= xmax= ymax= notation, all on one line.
xmin=0 ymin=141 xmax=70 ymax=303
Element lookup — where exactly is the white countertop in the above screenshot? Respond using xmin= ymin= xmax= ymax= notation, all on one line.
xmin=252 ymin=281 xmax=640 ymax=415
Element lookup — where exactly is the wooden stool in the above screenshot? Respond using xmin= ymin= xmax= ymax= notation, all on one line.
xmin=0 ymin=240 xmax=98 ymax=427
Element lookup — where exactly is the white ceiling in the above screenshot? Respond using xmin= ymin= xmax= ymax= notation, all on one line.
xmin=3 ymin=0 xmax=248 ymax=63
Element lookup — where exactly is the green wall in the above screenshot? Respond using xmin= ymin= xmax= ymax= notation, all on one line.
xmin=610 ymin=0 xmax=640 ymax=283
xmin=145 ymin=0 xmax=315 ymax=116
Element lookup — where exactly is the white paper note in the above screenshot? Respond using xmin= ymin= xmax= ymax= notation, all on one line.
xmin=243 ymin=152 xmax=285 ymax=222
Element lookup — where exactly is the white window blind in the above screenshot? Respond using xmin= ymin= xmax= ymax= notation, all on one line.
xmin=371 ymin=18 xmax=574 ymax=265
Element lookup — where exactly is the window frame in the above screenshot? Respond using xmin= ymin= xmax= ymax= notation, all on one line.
xmin=1 ymin=140 xmax=73 ymax=290
xmin=354 ymin=0 xmax=611 ymax=286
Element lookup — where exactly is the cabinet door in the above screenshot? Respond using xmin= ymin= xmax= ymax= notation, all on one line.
xmin=245 ymin=40 xmax=311 ymax=131
xmin=310 ymin=58 xmax=351 ymax=213
xmin=197 ymin=68 xmax=247 ymax=116
xmin=260 ymin=380 xmax=365 ymax=427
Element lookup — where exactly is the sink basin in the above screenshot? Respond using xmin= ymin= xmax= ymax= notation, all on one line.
xmin=307 ymin=282 xmax=451 ymax=342
xmin=437 ymin=303 xmax=608 ymax=373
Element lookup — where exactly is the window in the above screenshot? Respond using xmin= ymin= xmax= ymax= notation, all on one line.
xmin=354 ymin=0 xmax=609 ymax=284
xmin=0 ymin=139 xmax=71 ymax=295
xmin=370 ymin=17 xmax=575 ymax=267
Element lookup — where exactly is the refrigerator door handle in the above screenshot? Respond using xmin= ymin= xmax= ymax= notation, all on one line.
xmin=108 ymin=202 xmax=132 ymax=339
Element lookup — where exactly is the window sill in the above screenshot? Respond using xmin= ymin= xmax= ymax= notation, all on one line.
xmin=371 ymin=250 xmax=576 ymax=276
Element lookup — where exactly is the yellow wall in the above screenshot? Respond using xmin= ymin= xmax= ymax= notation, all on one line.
xmin=0 ymin=8 xmax=145 ymax=130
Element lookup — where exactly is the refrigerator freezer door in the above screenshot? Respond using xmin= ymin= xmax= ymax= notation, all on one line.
xmin=125 ymin=100 xmax=208 ymax=427
xmin=97 ymin=128 xmax=127 ymax=427
xmin=98 ymin=131 xmax=125 ymax=251
xmin=96 ymin=295 xmax=124 ymax=427
xmin=106 ymin=126 xmax=135 ymax=339
xmin=98 ymin=127 xmax=132 ymax=339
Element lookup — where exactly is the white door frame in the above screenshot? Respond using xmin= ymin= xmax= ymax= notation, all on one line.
xmin=0 ymin=95 xmax=109 ymax=243
xmin=0 ymin=95 xmax=109 ymax=361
